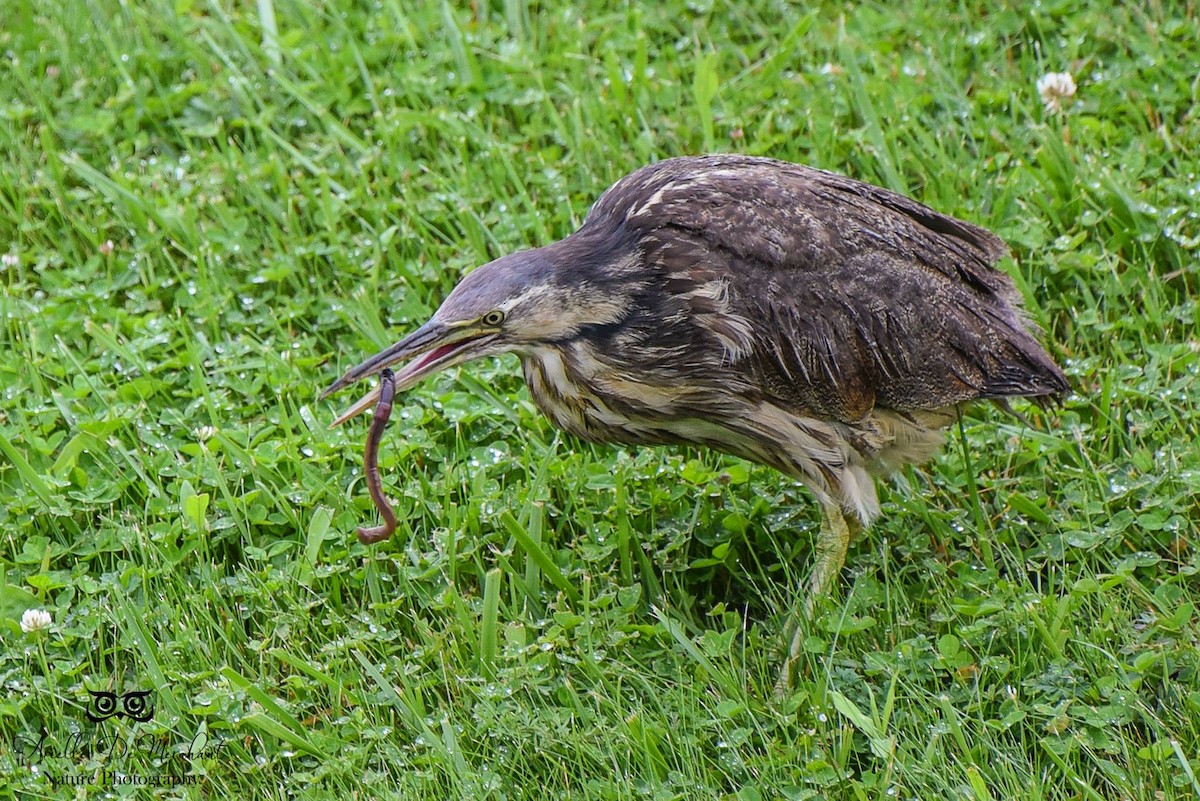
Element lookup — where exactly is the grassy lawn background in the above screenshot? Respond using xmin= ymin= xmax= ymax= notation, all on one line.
xmin=1 ymin=0 xmax=1198 ymax=798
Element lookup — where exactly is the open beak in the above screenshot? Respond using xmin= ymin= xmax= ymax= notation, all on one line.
xmin=320 ymin=319 xmax=497 ymax=427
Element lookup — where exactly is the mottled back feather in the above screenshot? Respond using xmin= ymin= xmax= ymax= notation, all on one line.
xmin=569 ymin=154 xmax=1067 ymax=424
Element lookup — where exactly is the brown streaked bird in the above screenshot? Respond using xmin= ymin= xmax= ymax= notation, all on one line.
xmin=321 ymin=154 xmax=1068 ymax=686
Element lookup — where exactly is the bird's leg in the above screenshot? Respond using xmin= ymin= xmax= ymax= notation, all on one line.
xmin=805 ymin=503 xmax=860 ymax=616
xmin=775 ymin=503 xmax=861 ymax=694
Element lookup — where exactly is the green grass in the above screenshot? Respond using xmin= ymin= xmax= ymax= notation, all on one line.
xmin=1 ymin=0 xmax=1198 ymax=798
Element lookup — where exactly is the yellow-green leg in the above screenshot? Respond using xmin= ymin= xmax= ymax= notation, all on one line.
xmin=775 ymin=503 xmax=861 ymax=695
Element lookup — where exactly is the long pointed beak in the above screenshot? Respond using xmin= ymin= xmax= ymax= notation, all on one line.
xmin=320 ymin=319 xmax=498 ymax=427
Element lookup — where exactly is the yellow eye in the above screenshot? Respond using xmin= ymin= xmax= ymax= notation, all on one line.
xmin=482 ymin=310 xmax=505 ymax=327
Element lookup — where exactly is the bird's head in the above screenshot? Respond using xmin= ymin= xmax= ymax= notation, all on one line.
xmin=320 ymin=243 xmax=631 ymax=425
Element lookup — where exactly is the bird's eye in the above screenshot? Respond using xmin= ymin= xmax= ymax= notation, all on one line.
xmin=482 ymin=310 xmax=505 ymax=327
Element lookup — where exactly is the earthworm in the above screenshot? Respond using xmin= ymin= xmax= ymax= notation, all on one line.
xmin=356 ymin=368 xmax=398 ymax=544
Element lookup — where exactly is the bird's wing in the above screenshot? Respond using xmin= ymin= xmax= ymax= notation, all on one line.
xmin=591 ymin=155 xmax=1067 ymax=420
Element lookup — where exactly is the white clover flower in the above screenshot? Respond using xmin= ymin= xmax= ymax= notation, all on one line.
xmin=1 ymin=252 xmax=17 ymax=269
xmin=1037 ymin=71 xmax=1076 ymax=113
xmin=21 ymin=608 xmax=52 ymax=633
xmin=195 ymin=425 xmax=217 ymax=442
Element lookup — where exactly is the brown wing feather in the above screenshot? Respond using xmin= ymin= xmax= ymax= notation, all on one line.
xmin=587 ymin=155 xmax=1067 ymax=421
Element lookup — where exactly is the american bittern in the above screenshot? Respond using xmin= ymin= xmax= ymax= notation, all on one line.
xmin=321 ymin=155 xmax=1067 ymax=684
